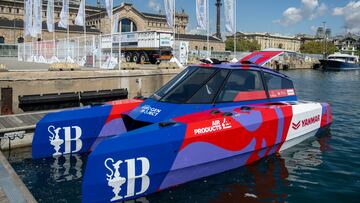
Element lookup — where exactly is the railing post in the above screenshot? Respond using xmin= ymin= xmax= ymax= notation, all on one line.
xmin=92 ymin=35 xmax=95 ymax=68
xmin=99 ymin=34 xmax=102 ymax=69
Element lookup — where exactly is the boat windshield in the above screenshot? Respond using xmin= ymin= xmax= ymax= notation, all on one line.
xmin=150 ymin=66 xmax=229 ymax=104
xmin=328 ymin=56 xmax=357 ymax=63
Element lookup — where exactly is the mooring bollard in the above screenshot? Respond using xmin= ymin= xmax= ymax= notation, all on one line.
xmin=1 ymin=87 xmax=13 ymax=115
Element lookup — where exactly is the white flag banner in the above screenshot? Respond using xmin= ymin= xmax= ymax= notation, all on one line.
xmin=224 ymin=0 xmax=235 ymax=34
xmin=24 ymin=0 xmax=33 ymax=36
xmin=164 ymin=0 xmax=174 ymax=27
xmin=112 ymin=13 xmax=120 ymax=33
xmin=75 ymin=0 xmax=85 ymax=26
xmin=33 ymin=0 xmax=42 ymax=36
xmin=47 ymin=0 xmax=54 ymax=32
xmin=59 ymin=0 xmax=69 ymax=28
xmin=196 ymin=0 xmax=207 ymax=30
xmin=105 ymin=0 xmax=113 ymax=18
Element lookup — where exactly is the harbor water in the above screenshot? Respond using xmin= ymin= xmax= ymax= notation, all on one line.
xmin=5 ymin=69 xmax=360 ymax=203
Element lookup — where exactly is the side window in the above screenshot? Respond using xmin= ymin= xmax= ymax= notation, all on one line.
xmin=216 ymin=70 xmax=266 ymax=102
xmin=188 ymin=69 xmax=229 ymax=103
xmin=161 ymin=68 xmax=217 ymax=103
xmin=264 ymin=72 xmax=295 ymax=98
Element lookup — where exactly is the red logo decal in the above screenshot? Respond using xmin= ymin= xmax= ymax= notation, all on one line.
xmin=292 ymin=115 xmax=320 ymax=130
xmin=292 ymin=121 xmax=301 ymax=130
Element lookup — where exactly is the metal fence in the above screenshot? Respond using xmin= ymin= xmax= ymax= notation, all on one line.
xmin=188 ymin=50 xmax=250 ymax=61
xmin=16 ymin=33 xmax=324 ymax=69
xmin=17 ymin=34 xmax=123 ymax=69
xmin=0 ymin=44 xmax=18 ymax=57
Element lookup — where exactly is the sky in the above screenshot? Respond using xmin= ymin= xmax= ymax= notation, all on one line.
xmin=88 ymin=0 xmax=360 ymax=36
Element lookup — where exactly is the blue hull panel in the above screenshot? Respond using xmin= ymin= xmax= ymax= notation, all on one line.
xmin=320 ymin=60 xmax=360 ymax=70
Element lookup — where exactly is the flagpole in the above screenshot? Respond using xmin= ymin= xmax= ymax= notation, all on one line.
xmin=234 ymin=0 xmax=236 ymax=59
xmin=109 ymin=0 xmax=113 ymax=69
xmin=52 ymin=0 xmax=56 ymax=60
xmin=118 ymin=18 xmax=121 ymax=70
xmin=119 ymin=31 xmax=121 ymax=70
xmin=207 ymin=0 xmax=210 ymax=58
xmin=173 ymin=0 xmax=176 ymax=59
xmin=84 ymin=0 xmax=87 ymax=63
xmin=67 ymin=1 xmax=70 ymax=62
xmin=40 ymin=0 xmax=42 ymax=60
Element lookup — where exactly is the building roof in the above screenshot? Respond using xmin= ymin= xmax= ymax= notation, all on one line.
xmin=341 ymin=33 xmax=360 ymax=41
xmin=176 ymin=34 xmax=222 ymax=42
xmin=113 ymin=3 xmax=188 ymax=20
xmin=142 ymin=12 xmax=168 ymax=18
xmin=233 ymin=32 xmax=298 ymax=40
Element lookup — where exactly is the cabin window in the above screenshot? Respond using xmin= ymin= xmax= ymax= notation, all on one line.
xmin=151 ymin=67 xmax=197 ymax=100
xmin=188 ymin=69 xmax=229 ymax=103
xmin=160 ymin=67 xmax=217 ymax=103
xmin=263 ymin=72 xmax=295 ymax=98
xmin=216 ymin=70 xmax=266 ymax=102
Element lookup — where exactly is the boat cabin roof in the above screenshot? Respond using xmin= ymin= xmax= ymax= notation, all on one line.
xmin=199 ymin=63 xmax=289 ymax=77
xmin=150 ymin=64 xmax=296 ymax=104
xmin=328 ymin=53 xmax=359 ymax=59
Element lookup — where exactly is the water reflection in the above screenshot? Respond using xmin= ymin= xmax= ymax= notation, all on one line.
xmin=50 ymin=154 xmax=84 ymax=182
xmin=210 ymin=156 xmax=290 ymax=203
xmin=7 ymin=148 xmax=86 ymax=183
xmin=7 ymin=148 xmax=87 ymax=203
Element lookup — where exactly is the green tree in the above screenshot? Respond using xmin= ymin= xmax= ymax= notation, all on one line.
xmin=225 ymin=38 xmax=261 ymax=52
xmin=300 ymin=41 xmax=337 ymax=54
xmin=356 ymin=50 xmax=360 ymax=57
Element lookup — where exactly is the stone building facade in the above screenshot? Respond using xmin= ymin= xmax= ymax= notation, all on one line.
xmin=87 ymin=3 xmax=188 ymax=35
xmin=230 ymin=32 xmax=301 ymax=52
xmin=0 ymin=0 xmax=102 ymax=43
xmin=0 ymin=1 xmax=225 ymax=52
xmin=333 ymin=33 xmax=360 ymax=56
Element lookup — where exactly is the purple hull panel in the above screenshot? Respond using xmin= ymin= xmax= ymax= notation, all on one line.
xmin=160 ymin=139 xmax=256 ymax=189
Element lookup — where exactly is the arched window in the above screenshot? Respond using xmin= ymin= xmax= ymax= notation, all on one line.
xmin=120 ymin=18 xmax=137 ymax=32
xmin=17 ymin=37 xmax=24 ymax=43
xmin=0 ymin=36 xmax=4 ymax=44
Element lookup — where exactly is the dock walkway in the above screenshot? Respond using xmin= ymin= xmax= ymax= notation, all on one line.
xmin=0 ymin=110 xmax=59 ymax=150
xmin=0 ymin=150 xmax=37 ymax=202
xmin=0 ymin=112 xmax=47 ymax=135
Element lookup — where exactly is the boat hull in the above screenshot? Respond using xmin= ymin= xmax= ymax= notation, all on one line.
xmin=82 ymin=101 xmax=332 ymax=202
xmin=32 ymin=99 xmax=143 ymax=159
xmin=320 ymin=59 xmax=360 ymax=70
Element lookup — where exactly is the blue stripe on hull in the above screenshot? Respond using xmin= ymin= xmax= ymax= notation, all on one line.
xmin=321 ymin=60 xmax=360 ymax=71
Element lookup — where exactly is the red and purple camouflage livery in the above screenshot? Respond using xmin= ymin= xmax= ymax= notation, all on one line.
xmin=31 ymin=51 xmax=332 ymax=202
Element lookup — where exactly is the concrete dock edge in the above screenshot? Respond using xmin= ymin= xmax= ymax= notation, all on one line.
xmin=0 ymin=150 xmax=37 ymax=203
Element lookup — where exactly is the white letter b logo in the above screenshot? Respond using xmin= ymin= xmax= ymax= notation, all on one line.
xmin=64 ymin=126 xmax=83 ymax=154
xmin=125 ymin=157 xmax=150 ymax=198
xmin=105 ymin=157 xmax=150 ymax=201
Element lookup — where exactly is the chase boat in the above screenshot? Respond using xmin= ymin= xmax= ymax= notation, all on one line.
xmin=320 ymin=53 xmax=360 ymax=70
xmin=32 ymin=51 xmax=332 ymax=202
